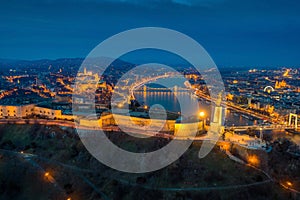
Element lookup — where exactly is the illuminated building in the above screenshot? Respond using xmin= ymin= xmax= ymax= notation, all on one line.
xmin=0 ymin=104 xmax=73 ymax=120
xmin=275 ymin=80 xmax=287 ymax=89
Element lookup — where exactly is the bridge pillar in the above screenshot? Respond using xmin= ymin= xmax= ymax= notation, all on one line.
xmin=143 ymin=85 xmax=147 ymax=93
xmin=174 ymin=85 xmax=178 ymax=93
xmin=259 ymin=127 xmax=263 ymax=143
xmin=289 ymin=113 xmax=298 ymax=129
xmin=247 ymin=97 xmax=252 ymax=107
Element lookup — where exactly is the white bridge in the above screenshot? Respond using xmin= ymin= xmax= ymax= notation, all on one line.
xmin=225 ymin=125 xmax=297 ymax=132
xmin=129 ymin=72 xmax=179 ymax=98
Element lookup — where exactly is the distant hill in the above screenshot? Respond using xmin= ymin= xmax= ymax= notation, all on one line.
xmin=0 ymin=57 xmax=135 ymax=75
xmin=0 ymin=58 xmax=287 ymax=76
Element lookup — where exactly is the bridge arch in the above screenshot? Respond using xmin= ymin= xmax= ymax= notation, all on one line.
xmin=263 ymin=86 xmax=275 ymax=93
xmin=289 ymin=113 xmax=298 ymax=129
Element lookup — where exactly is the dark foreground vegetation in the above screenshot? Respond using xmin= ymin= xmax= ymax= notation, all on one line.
xmin=0 ymin=124 xmax=298 ymax=200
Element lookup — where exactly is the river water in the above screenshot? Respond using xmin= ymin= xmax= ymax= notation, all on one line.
xmin=134 ymin=90 xmax=299 ymax=144
xmin=134 ymin=90 xmax=256 ymax=126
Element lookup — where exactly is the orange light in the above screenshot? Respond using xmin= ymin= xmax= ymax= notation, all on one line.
xmin=287 ymin=181 xmax=292 ymax=187
xmin=199 ymin=111 xmax=205 ymax=118
xmin=248 ymin=155 xmax=259 ymax=165
xmin=223 ymin=144 xmax=229 ymax=150
xmin=67 ymin=198 xmax=71 ymax=200
xmin=44 ymin=172 xmax=50 ymax=177
xmin=144 ymin=105 xmax=148 ymax=109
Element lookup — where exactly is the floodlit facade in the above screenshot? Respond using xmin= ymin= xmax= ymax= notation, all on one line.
xmin=0 ymin=104 xmax=73 ymax=120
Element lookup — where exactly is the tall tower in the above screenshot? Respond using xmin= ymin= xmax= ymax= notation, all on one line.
xmin=209 ymin=92 xmax=225 ymax=136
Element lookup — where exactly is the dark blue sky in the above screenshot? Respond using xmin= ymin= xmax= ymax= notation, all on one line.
xmin=1 ymin=0 xmax=300 ymax=66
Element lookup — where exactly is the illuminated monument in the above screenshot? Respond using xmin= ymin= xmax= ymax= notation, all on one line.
xmin=174 ymin=92 xmax=225 ymax=138
xmin=209 ymin=92 xmax=225 ymax=137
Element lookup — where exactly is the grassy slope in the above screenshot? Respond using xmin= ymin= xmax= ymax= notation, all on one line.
xmin=0 ymin=124 xmax=292 ymax=200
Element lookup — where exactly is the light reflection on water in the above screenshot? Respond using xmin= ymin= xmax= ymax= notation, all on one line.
xmin=134 ymin=90 xmax=255 ymax=126
xmin=134 ymin=90 xmax=297 ymax=141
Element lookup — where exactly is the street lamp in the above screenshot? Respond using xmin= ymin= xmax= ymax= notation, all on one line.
xmin=199 ymin=111 xmax=206 ymax=131
xmin=286 ymin=181 xmax=293 ymax=187
xmin=223 ymin=144 xmax=230 ymax=151
xmin=44 ymin=172 xmax=50 ymax=177
xmin=199 ymin=111 xmax=205 ymax=118
xmin=248 ymin=155 xmax=259 ymax=166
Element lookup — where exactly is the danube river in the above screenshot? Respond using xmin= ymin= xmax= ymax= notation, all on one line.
xmin=134 ymin=89 xmax=300 ymax=144
xmin=134 ymin=90 xmax=256 ymax=126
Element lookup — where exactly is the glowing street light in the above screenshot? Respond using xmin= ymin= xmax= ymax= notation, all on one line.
xmin=199 ymin=111 xmax=205 ymax=118
xmin=117 ymin=103 xmax=123 ymax=108
xmin=44 ymin=172 xmax=50 ymax=177
xmin=223 ymin=144 xmax=230 ymax=151
xmin=199 ymin=111 xmax=206 ymax=131
xmin=286 ymin=181 xmax=293 ymax=187
xmin=248 ymin=155 xmax=259 ymax=166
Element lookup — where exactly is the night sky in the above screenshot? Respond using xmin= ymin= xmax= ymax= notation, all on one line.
xmin=1 ymin=0 xmax=300 ymax=66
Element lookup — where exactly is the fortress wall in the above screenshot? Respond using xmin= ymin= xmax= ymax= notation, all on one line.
xmin=111 ymin=114 xmax=175 ymax=132
xmin=60 ymin=114 xmax=75 ymax=121
xmin=79 ymin=113 xmax=176 ymax=132
xmin=80 ymin=118 xmax=102 ymax=127
xmin=34 ymin=106 xmax=62 ymax=119
xmin=174 ymin=121 xmax=203 ymax=137
xmin=20 ymin=104 xmax=35 ymax=117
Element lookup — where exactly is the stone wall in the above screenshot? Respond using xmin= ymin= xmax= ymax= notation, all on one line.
xmin=79 ymin=113 xmax=176 ymax=131
xmin=174 ymin=121 xmax=204 ymax=137
xmin=231 ymin=143 xmax=269 ymax=170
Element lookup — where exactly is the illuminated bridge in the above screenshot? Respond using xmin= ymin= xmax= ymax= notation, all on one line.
xmin=122 ymin=74 xmax=300 ymax=133
xmin=129 ymin=72 xmax=181 ymax=99
xmin=225 ymin=124 xmax=300 ymax=132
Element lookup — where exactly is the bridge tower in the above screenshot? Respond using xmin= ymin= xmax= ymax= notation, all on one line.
xmin=259 ymin=127 xmax=263 ymax=143
xmin=143 ymin=85 xmax=147 ymax=93
xmin=247 ymin=97 xmax=252 ymax=108
xmin=289 ymin=113 xmax=298 ymax=129
xmin=174 ymin=85 xmax=178 ymax=93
